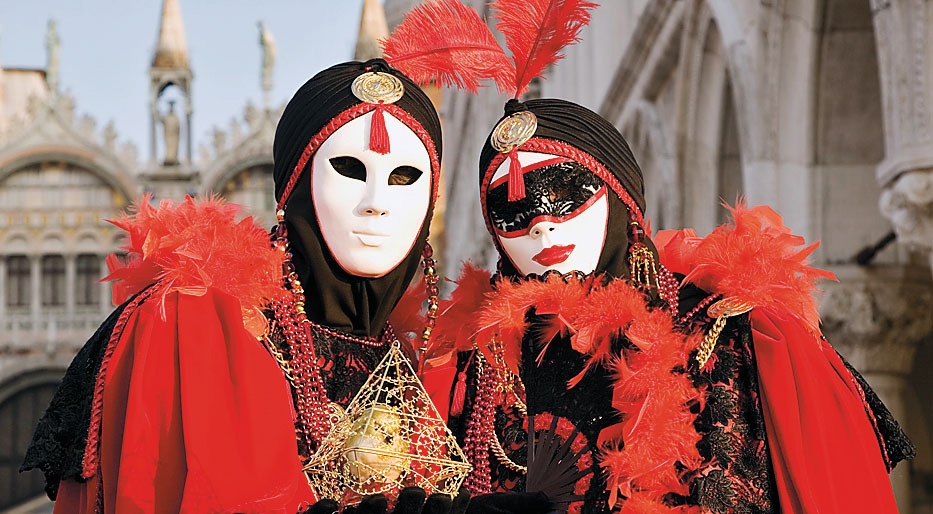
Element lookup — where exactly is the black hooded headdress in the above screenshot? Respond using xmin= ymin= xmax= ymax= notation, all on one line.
xmin=273 ymin=58 xmax=442 ymax=338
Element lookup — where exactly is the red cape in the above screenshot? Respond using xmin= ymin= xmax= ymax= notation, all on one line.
xmin=656 ymin=203 xmax=898 ymax=513
xmin=53 ymin=196 xmax=462 ymax=513
xmin=55 ymin=289 xmax=315 ymax=514
xmin=750 ymin=309 xmax=897 ymax=513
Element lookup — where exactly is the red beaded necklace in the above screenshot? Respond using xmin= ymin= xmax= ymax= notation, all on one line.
xmin=265 ymin=211 xmax=441 ymax=452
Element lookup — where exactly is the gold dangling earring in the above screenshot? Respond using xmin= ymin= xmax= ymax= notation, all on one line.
xmin=627 ymin=220 xmax=659 ymax=290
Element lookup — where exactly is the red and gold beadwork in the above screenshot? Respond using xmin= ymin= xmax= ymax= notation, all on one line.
xmin=421 ymin=243 xmax=440 ymax=355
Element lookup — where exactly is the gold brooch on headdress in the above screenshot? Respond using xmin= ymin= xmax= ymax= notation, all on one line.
xmin=352 ymin=72 xmax=405 ymax=104
xmin=490 ymin=111 xmax=537 ymax=153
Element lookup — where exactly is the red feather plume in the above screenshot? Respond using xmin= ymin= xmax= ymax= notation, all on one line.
xmin=101 ymin=195 xmax=286 ymax=335
xmin=492 ymin=0 xmax=597 ymax=97
xmin=382 ymin=0 xmax=515 ymax=94
xmin=430 ymin=261 xmax=493 ymax=355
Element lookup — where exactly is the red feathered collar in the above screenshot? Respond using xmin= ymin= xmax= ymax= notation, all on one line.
xmin=434 ymin=265 xmax=706 ymax=512
xmin=103 ymin=195 xmax=287 ymax=337
xmin=654 ymin=202 xmax=836 ymax=335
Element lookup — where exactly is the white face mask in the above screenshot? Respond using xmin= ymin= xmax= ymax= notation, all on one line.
xmin=488 ymin=151 xmax=608 ymax=276
xmin=311 ymin=111 xmax=432 ymax=277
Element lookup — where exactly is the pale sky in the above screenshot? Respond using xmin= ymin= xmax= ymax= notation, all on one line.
xmin=0 ymin=0 xmax=366 ymax=157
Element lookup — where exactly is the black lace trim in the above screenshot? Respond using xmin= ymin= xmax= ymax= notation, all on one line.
xmin=836 ymin=351 xmax=917 ymax=470
xmin=20 ymin=291 xmax=142 ymax=500
xmin=450 ymin=275 xmax=908 ymax=514
xmin=684 ymin=315 xmax=778 ymax=513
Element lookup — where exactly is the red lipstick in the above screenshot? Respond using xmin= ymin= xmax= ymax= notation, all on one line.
xmin=532 ymin=244 xmax=576 ymax=267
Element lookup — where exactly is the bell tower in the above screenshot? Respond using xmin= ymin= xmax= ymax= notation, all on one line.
xmin=149 ymin=0 xmax=192 ymax=168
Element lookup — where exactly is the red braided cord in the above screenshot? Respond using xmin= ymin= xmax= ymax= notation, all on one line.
xmin=276 ymin=103 xmax=441 ymax=212
xmin=480 ymin=138 xmax=645 ymax=238
xmin=82 ymin=285 xmax=160 ymax=478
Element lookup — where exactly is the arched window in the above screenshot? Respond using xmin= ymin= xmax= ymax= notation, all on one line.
xmin=5 ymin=256 xmax=30 ymax=309
xmin=0 ymin=379 xmax=60 ymax=509
xmin=76 ymin=254 xmax=101 ymax=306
xmin=716 ymin=80 xmax=743 ymax=225
xmin=40 ymin=255 xmax=65 ymax=307
xmin=217 ymin=163 xmax=276 ymax=227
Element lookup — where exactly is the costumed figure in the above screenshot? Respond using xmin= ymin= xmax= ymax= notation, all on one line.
xmin=21 ymin=57 xmax=466 ymax=513
xmin=383 ymin=1 xmax=916 ymax=513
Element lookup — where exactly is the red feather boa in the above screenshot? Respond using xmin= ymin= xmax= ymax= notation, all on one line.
xmin=654 ymin=202 xmax=836 ymax=334
xmin=434 ymin=204 xmax=840 ymax=512
xmin=435 ymin=266 xmax=705 ymax=513
xmin=103 ymin=195 xmax=286 ymax=337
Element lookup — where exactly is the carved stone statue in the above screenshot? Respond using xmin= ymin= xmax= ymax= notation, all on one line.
xmin=258 ymin=21 xmax=277 ymax=108
xmin=46 ymin=19 xmax=60 ymax=94
xmin=161 ymin=100 xmax=181 ymax=165
xmin=103 ymin=122 xmax=118 ymax=151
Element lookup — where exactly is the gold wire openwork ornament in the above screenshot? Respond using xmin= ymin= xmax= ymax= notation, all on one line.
xmin=303 ymin=342 xmax=471 ymax=504
xmin=351 ymin=72 xmax=405 ymax=104
xmin=490 ymin=111 xmax=537 ymax=153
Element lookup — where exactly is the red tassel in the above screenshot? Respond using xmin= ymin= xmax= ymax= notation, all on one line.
xmin=507 ymin=149 xmax=525 ymax=201
xmin=370 ymin=103 xmax=390 ymax=154
xmin=450 ymin=371 xmax=468 ymax=416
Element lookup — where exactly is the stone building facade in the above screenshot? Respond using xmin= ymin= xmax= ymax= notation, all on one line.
xmin=433 ymin=1 xmax=933 ymax=513
xmin=0 ymin=0 xmax=280 ymax=509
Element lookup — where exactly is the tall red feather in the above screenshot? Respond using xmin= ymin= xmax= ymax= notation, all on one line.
xmin=493 ymin=0 xmax=597 ymax=97
xmin=382 ymin=0 xmax=515 ymax=94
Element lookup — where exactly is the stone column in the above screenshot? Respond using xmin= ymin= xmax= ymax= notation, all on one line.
xmin=64 ymin=254 xmax=76 ymax=318
xmin=100 ymin=256 xmax=111 ymax=314
xmin=30 ymin=255 xmax=41 ymax=329
xmin=185 ymin=94 xmax=193 ymax=166
xmin=871 ymin=0 xmax=933 ymax=273
xmin=0 ymin=257 xmax=6 ymax=321
xmin=821 ymin=264 xmax=933 ymax=514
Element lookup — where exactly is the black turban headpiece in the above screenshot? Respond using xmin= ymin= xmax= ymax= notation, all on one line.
xmin=273 ymin=58 xmax=442 ymax=338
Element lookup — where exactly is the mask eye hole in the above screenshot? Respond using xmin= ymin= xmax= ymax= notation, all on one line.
xmin=329 ymin=156 xmax=366 ymax=181
xmin=388 ymin=165 xmax=423 ymax=186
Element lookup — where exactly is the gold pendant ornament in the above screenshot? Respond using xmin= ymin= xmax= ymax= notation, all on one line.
xmin=490 ymin=111 xmax=537 ymax=153
xmin=303 ymin=342 xmax=471 ymax=504
xmin=696 ymin=297 xmax=755 ymax=370
xmin=351 ymin=72 xmax=405 ymax=104
xmin=627 ymin=242 xmax=659 ymax=289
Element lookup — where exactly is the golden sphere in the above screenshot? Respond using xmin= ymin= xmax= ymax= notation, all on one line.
xmin=343 ymin=405 xmax=410 ymax=483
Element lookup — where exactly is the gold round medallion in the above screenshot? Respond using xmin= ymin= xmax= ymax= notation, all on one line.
xmin=490 ymin=111 xmax=537 ymax=153
xmin=351 ymin=72 xmax=405 ymax=104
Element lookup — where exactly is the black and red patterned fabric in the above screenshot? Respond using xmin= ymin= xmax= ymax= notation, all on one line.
xmin=446 ymin=276 xmax=913 ymax=514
